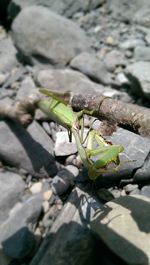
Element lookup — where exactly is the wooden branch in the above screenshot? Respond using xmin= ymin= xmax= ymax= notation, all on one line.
xmin=69 ymin=94 xmax=150 ymax=138
xmin=0 ymin=91 xmax=150 ymax=138
xmin=0 ymin=100 xmax=35 ymax=126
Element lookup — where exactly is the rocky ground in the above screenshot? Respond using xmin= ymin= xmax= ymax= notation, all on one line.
xmin=0 ymin=1 xmax=150 ymax=265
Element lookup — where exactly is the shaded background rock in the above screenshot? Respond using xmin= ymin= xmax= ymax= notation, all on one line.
xmin=0 ymin=194 xmax=43 ymax=260
xmin=29 ymin=187 xmax=102 ymax=265
xmin=0 ymin=171 xmax=25 ymax=225
xmin=126 ymin=61 xmax=150 ymax=99
xmin=70 ymin=52 xmax=116 ymax=86
xmin=11 ymin=6 xmax=90 ymax=67
xmin=36 ymin=68 xmax=130 ymax=101
xmin=8 ymin=0 xmax=105 ymax=20
xmin=0 ymin=120 xmax=57 ymax=177
xmin=0 ymin=37 xmax=18 ymax=72
xmin=106 ymin=0 xmax=150 ymax=23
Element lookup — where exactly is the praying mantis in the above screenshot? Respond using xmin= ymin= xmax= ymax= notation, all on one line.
xmin=38 ymin=88 xmax=124 ymax=180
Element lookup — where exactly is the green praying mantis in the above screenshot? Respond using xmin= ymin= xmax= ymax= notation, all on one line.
xmin=38 ymin=88 xmax=124 ymax=180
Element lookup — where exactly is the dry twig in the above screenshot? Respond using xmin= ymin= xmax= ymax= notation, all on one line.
xmin=69 ymin=94 xmax=150 ymax=138
xmin=0 ymin=92 xmax=150 ymax=138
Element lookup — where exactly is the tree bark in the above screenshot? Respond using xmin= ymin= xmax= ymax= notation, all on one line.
xmin=0 ymin=92 xmax=150 ymax=138
xmin=69 ymin=94 xmax=150 ymax=138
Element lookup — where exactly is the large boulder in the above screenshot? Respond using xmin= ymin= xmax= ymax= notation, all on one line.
xmin=11 ymin=6 xmax=90 ymax=67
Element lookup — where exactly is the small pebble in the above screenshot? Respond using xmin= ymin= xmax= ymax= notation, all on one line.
xmin=43 ymin=189 xmax=53 ymax=201
xmin=94 ymin=25 xmax=102 ymax=34
xmin=124 ymin=184 xmax=139 ymax=194
xmin=65 ymin=165 xmax=79 ymax=177
xmin=42 ymin=201 xmax=50 ymax=213
xmin=42 ymin=121 xmax=51 ymax=135
xmin=141 ymin=185 xmax=150 ymax=198
xmin=105 ymin=36 xmax=114 ymax=46
xmin=109 ymin=188 xmax=121 ymax=198
xmin=0 ymin=72 xmax=8 ymax=85
xmin=52 ymin=168 xmax=74 ymax=195
xmin=30 ymin=182 xmax=42 ymax=194
xmin=65 ymin=154 xmax=76 ymax=165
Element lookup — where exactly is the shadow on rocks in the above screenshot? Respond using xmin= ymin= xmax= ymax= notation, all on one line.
xmin=4 ymin=119 xmax=57 ymax=177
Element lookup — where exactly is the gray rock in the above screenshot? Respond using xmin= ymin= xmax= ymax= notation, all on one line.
xmin=96 ymin=188 xmax=115 ymax=202
xmin=1 ymin=66 xmax=26 ymax=90
xmin=0 ymin=171 xmax=25 ymax=224
xmin=8 ymin=0 xmax=104 ymax=19
xmin=141 ymin=185 xmax=150 ymax=198
xmin=16 ymin=76 xmax=37 ymax=100
xmin=91 ymin=194 xmax=150 ymax=265
xmin=99 ymin=128 xmax=150 ymax=182
xmin=134 ymin=46 xmax=150 ymax=61
xmin=70 ymin=52 xmax=115 ymax=86
xmin=126 ymin=61 xmax=150 ymax=99
xmin=54 ymin=131 xmax=77 ymax=156
xmin=119 ymin=38 xmax=145 ymax=50
xmin=134 ymin=152 xmax=150 ymax=182
xmin=30 ymin=187 xmax=102 ymax=265
xmin=103 ymin=50 xmax=126 ymax=72
xmin=42 ymin=122 xmax=51 ymax=135
xmin=116 ymin=72 xmax=130 ymax=86
xmin=133 ymin=7 xmax=150 ymax=28
xmin=123 ymin=184 xmax=139 ymax=194
xmin=0 ymin=37 xmax=18 ymax=72
xmin=0 ymin=73 xmax=9 ymax=86
xmin=106 ymin=0 xmax=150 ymax=23
xmin=42 ymin=205 xmax=58 ymax=229
xmin=52 ymin=168 xmax=74 ymax=195
xmin=0 ymin=194 xmax=43 ymax=259
xmin=65 ymin=165 xmax=79 ymax=177
xmin=0 ymin=252 xmax=12 ymax=265
xmin=36 ymin=68 xmax=131 ymax=101
xmin=0 ymin=120 xmax=57 ymax=177
xmin=11 ymin=6 xmax=90 ymax=67
xmin=145 ymin=33 xmax=150 ymax=45
xmin=130 ymin=188 xmax=140 ymax=195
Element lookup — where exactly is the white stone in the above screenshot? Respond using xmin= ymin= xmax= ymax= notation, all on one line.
xmin=30 ymin=182 xmax=42 ymax=194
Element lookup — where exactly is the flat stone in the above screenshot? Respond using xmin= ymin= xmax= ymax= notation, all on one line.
xmin=0 ymin=120 xmax=57 ymax=177
xmin=133 ymin=7 xmax=150 ymax=28
xmin=43 ymin=189 xmax=53 ymax=201
xmin=98 ymin=128 xmax=150 ymax=183
xmin=106 ymin=0 xmax=150 ymax=23
xmin=0 ymin=73 xmax=8 ymax=86
xmin=0 ymin=171 xmax=25 ymax=225
xmin=51 ymin=168 xmax=74 ymax=195
xmin=126 ymin=61 xmax=150 ymax=99
xmin=12 ymin=6 xmax=90 ymax=67
xmin=65 ymin=165 xmax=79 ymax=177
xmin=104 ymin=50 xmax=126 ymax=72
xmin=36 ymin=68 xmax=131 ymax=101
xmin=91 ymin=194 xmax=150 ymax=265
xmin=141 ymin=185 xmax=150 ymax=198
xmin=30 ymin=182 xmax=42 ymax=194
xmin=16 ymin=76 xmax=37 ymax=100
xmin=70 ymin=52 xmax=115 ymax=86
xmin=0 ymin=37 xmax=18 ymax=72
xmin=119 ymin=38 xmax=145 ymax=50
xmin=134 ymin=152 xmax=150 ymax=182
xmin=8 ymin=0 xmax=104 ymax=19
xmin=0 ymin=194 xmax=43 ymax=259
xmin=54 ymin=131 xmax=77 ymax=156
xmin=30 ymin=187 xmax=102 ymax=265
xmin=134 ymin=46 xmax=150 ymax=61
